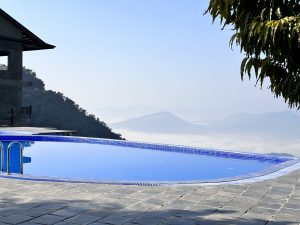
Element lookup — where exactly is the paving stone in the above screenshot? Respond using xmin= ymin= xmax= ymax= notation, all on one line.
xmin=172 ymin=210 xmax=201 ymax=219
xmin=19 ymin=208 xmax=55 ymax=217
xmin=112 ymin=188 xmax=139 ymax=195
xmin=0 ymin=214 xmax=33 ymax=224
xmin=284 ymin=199 xmax=300 ymax=208
xmin=267 ymin=221 xmax=299 ymax=225
xmin=18 ymin=222 xmax=40 ymax=225
xmin=273 ymin=213 xmax=300 ymax=223
xmin=142 ymin=198 xmax=165 ymax=206
xmin=200 ymin=199 xmax=228 ymax=208
xmin=80 ymin=210 xmax=111 ymax=219
xmin=50 ymin=207 xmax=87 ymax=217
xmin=89 ymin=222 xmax=111 ymax=225
xmin=279 ymin=207 xmax=300 ymax=216
xmin=247 ymin=206 xmax=277 ymax=216
xmin=29 ymin=214 xmax=66 ymax=225
xmin=222 ymin=201 xmax=253 ymax=212
xmin=33 ymin=203 xmax=67 ymax=211
xmin=55 ymin=222 xmax=79 ymax=225
xmin=64 ymin=214 xmax=100 ymax=224
xmin=260 ymin=197 xmax=286 ymax=205
xmin=0 ymin=167 xmax=300 ymax=224
xmin=256 ymin=201 xmax=283 ymax=210
xmin=140 ymin=210 xmax=174 ymax=220
xmin=163 ymin=217 xmax=198 ymax=225
xmin=127 ymin=202 xmax=158 ymax=211
xmin=167 ymin=199 xmax=195 ymax=210
xmin=116 ymin=211 xmax=142 ymax=219
xmin=0 ymin=208 xmax=21 ymax=217
xmin=194 ymin=217 xmax=231 ymax=225
xmin=290 ymin=194 xmax=300 ymax=200
xmin=232 ymin=218 xmax=267 ymax=225
xmin=130 ymin=213 xmax=165 ymax=225
xmin=241 ymin=210 xmax=274 ymax=221
xmin=98 ymin=214 xmax=133 ymax=225
xmin=181 ymin=191 xmax=208 ymax=199
xmin=117 ymin=197 xmax=141 ymax=206
xmin=188 ymin=203 xmax=217 ymax=212
xmin=203 ymin=213 xmax=240 ymax=222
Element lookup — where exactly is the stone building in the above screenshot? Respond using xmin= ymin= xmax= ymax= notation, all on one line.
xmin=0 ymin=9 xmax=55 ymax=126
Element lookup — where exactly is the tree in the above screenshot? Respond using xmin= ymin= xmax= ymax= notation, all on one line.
xmin=22 ymin=67 xmax=123 ymax=139
xmin=206 ymin=0 xmax=300 ymax=108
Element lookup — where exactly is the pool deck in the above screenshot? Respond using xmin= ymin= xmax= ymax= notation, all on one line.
xmin=0 ymin=169 xmax=300 ymax=225
xmin=0 ymin=127 xmax=76 ymax=136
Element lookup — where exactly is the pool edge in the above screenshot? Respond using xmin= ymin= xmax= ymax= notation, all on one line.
xmin=0 ymin=134 xmax=298 ymax=186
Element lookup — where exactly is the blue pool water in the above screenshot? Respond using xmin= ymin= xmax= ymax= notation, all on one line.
xmin=0 ymin=135 xmax=297 ymax=184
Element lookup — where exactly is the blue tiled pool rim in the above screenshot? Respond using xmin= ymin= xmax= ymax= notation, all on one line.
xmin=0 ymin=134 xmax=299 ymax=185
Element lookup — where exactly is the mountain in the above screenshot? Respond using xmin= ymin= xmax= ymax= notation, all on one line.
xmin=111 ymin=110 xmax=300 ymax=138
xmin=210 ymin=111 xmax=300 ymax=138
xmin=94 ymin=105 xmax=160 ymax=123
xmin=22 ymin=67 xmax=122 ymax=139
xmin=111 ymin=111 xmax=205 ymax=134
xmin=94 ymin=106 xmax=228 ymax=124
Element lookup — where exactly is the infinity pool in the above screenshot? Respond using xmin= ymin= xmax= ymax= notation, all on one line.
xmin=0 ymin=135 xmax=298 ymax=184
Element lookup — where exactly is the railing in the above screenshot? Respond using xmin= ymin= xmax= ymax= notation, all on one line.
xmin=0 ymin=142 xmax=3 ymax=172
xmin=21 ymin=105 xmax=32 ymax=119
xmin=0 ymin=141 xmax=23 ymax=175
xmin=7 ymin=141 xmax=23 ymax=174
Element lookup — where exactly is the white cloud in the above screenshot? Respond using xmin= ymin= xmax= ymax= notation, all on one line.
xmin=116 ymin=129 xmax=300 ymax=156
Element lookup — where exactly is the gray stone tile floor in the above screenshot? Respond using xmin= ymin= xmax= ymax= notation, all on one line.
xmin=0 ymin=169 xmax=300 ymax=225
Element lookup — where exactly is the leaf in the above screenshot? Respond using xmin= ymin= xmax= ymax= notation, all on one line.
xmin=229 ymin=32 xmax=240 ymax=48
xmin=246 ymin=57 xmax=253 ymax=79
xmin=240 ymin=57 xmax=249 ymax=80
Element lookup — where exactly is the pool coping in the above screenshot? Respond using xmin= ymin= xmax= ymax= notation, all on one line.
xmin=0 ymin=134 xmax=299 ymax=186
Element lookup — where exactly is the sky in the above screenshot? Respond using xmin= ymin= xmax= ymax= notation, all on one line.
xmin=1 ymin=0 xmax=298 ymax=121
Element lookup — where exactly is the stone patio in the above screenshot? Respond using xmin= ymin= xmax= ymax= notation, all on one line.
xmin=0 ymin=169 xmax=300 ymax=225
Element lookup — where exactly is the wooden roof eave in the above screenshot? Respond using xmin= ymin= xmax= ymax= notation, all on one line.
xmin=0 ymin=8 xmax=55 ymax=51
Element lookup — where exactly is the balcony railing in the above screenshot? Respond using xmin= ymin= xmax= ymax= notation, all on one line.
xmin=21 ymin=105 xmax=32 ymax=119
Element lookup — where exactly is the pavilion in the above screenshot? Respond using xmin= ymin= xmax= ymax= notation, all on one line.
xmin=0 ymin=8 xmax=55 ymax=126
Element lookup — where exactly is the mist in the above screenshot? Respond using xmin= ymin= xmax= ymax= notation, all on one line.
xmin=115 ymin=129 xmax=300 ymax=157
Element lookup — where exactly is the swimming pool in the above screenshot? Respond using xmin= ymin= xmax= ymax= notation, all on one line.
xmin=0 ymin=135 xmax=298 ymax=185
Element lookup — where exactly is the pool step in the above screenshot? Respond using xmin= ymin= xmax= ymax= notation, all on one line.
xmin=0 ymin=141 xmax=23 ymax=175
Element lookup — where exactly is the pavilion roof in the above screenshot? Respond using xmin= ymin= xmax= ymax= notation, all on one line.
xmin=0 ymin=8 xmax=55 ymax=51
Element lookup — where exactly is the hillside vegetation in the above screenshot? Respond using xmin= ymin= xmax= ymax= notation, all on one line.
xmin=22 ymin=67 xmax=122 ymax=139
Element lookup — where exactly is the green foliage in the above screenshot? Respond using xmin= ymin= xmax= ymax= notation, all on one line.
xmin=22 ymin=67 xmax=123 ymax=139
xmin=206 ymin=0 xmax=300 ymax=108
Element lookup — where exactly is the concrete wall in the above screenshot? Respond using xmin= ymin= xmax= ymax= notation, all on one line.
xmin=0 ymin=15 xmax=23 ymax=126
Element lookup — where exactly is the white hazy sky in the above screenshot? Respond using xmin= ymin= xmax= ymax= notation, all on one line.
xmin=1 ymin=0 xmax=298 ymax=119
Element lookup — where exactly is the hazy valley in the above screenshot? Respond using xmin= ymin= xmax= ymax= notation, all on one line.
xmin=103 ymin=109 xmax=300 ymax=156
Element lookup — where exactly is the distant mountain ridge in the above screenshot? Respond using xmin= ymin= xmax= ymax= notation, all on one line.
xmin=111 ymin=110 xmax=300 ymax=138
xmin=111 ymin=111 xmax=205 ymax=134
xmin=211 ymin=111 xmax=300 ymax=137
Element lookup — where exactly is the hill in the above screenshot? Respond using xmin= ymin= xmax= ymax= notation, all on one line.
xmin=22 ymin=67 xmax=122 ymax=139
xmin=111 ymin=110 xmax=300 ymax=138
xmin=110 ymin=111 xmax=205 ymax=134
